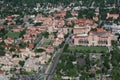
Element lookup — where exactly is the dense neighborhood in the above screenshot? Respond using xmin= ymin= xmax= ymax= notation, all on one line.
xmin=0 ymin=0 xmax=120 ymax=80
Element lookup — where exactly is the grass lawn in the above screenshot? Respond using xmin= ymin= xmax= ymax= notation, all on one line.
xmin=42 ymin=41 xmax=51 ymax=46
xmin=68 ymin=46 xmax=108 ymax=53
xmin=5 ymin=31 xmax=20 ymax=39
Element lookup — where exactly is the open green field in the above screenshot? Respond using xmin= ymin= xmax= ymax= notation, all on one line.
xmin=5 ymin=31 xmax=20 ymax=39
xmin=67 ymin=46 xmax=108 ymax=53
xmin=42 ymin=41 xmax=51 ymax=46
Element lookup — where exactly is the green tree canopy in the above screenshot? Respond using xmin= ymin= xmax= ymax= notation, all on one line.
xmin=41 ymin=31 xmax=49 ymax=38
xmin=19 ymin=60 xmax=25 ymax=67
xmin=34 ymin=48 xmax=46 ymax=53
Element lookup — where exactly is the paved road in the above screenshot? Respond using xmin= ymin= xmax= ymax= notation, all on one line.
xmin=45 ymin=33 xmax=71 ymax=80
xmin=34 ymin=38 xmax=43 ymax=49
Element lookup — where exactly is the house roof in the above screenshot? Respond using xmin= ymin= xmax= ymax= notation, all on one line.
xmin=29 ymin=44 xmax=34 ymax=50
xmin=0 ymin=38 xmax=2 ymax=40
xmin=12 ymin=27 xmax=22 ymax=31
xmin=6 ymin=16 xmax=12 ymax=20
xmin=19 ymin=48 xmax=26 ymax=52
xmin=109 ymin=14 xmax=119 ymax=17
xmin=89 ymin=28 xmax=110 ymax=37
xmin=107 ymin=13 xmax=119 ymax=19
xmin=97 ymin=28 xmax=106 ymax=32
xmin=5 ymin=38 xmax=14 ymax=43
xmin=75 ymin=19 xmax=93 ymax=24
xmin=0 ymin=70 xmax=4 ymax=74
xmin=56 ymin=37 xmax=63 ymax=42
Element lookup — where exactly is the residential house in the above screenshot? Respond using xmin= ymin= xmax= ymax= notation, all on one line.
xmin=23 ymin=34 xmax=31 ymax=43
xmin=106 ymin=13 xmax=119 ymax=19
xmin=4 ymin=38 xmax=14 ymax=44
xmin=71 ymin=11 xmax=78 ymax=16
xmin=0 ymin=26 xmax=6 ymax=30
xmin=19 ymin=48 xmax=26 ymax=52
xmin=5 ymin=16 xmax=12 ymax=21
xmin=29 ymin=43 xmax=34 ymax=50
xmin=47 ymin=26 xmax=54 ymax=33
xmin=4 ymin=46 xmax=12 ymax=50
xmin=29 ymin=30 xmax=39 ymax=36
xmin=57 ymin=31 xmax=65 ymax=38
xmin=7 ymin=22 xmax=16 ymax=25
xmin=12 ymin=27 xmax=23 ymax=32
xmin=93 ymin=16 xmax=99 ymax=21
xmin=62 ymin=27 xmax=68 ymax=34
xmin=53 ymin=38 xmax=63 ymax=46
xmin=43 ymin=46 xmax=54 ymax=53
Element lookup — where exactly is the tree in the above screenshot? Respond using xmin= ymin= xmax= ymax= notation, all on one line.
xmin=59 ymin=41 xmax=65 ymax=48
xmin=41 ymin=31 xmax=49 ymax=38
xmin=67 ymin=68 xmax=78 ymax=77
xmin=0 ymin=28 xmax=8 ymax=37
xmin=12 ymin=54 xmax=19 ymax=58
xmin=103 ymin=55 xmax=110 ymax=70
xmin=10 ymin=77 xmax=16 ymax=80
xmin=65 ymin=11 xmax=73 ymax=18
xmin=0 ymin=41 xmax=5 ymax=46
xmin=53 ymin=32 xmax=57 ymax=38
xmin=112 ymin=67 xmax=120 ymax=80
xmin=3 ymin=20 xmax=8 ymax=25
xmin=19 ymin=29 xmax=26 ymax=38
xmin=80 ymin=72 xmax=89 ymax=80
xmin=0 ymin=50 xmax=5 ymax=56
xmin=110 ymin=41 xmax=120 ymax=79
xmin=19 ymin=42 xmax=27 ymax=48
xmin=28 ymin=18 xmax=33 ymax=24
xmin=54 ymin=74 xmax=61 ymax=80
xmin=0 ymin=46 xmax=5 ymax=56
xmin=63 ymin=44 xmax=69 ymax=52
xmin=9 ymin=47 xmax=16 ymax=52
xmin=20 ymin=70 xmax=30 ymax=75
xmin=99 ymin=9 xmax=107 ymax=20
xmin=19 ymin=60 xmax=25 ymax=67
xmin=86 ymin=9 xmax=95 ymax=19
xmin=34 ymin=48 xmax=45 ymax=53
xmin=34 ymin=22 xmax=42 ymax=26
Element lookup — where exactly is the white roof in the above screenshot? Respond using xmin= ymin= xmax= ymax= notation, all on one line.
xmin=77 ymin=34 xmax=88 ymax=36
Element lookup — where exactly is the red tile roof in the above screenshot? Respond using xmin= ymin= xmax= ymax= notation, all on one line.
xmin=0 ymin=70 xmax=4 ymax=74
xmin=6 ymin=16 xmax=12 ymax=21
xmin=29 ymin=44 xmax=34 ymax=50
xmin=75 ymin=19 xmax=93 ymax=24
xmin=97 ymin=28 xmax=106 ymax=32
